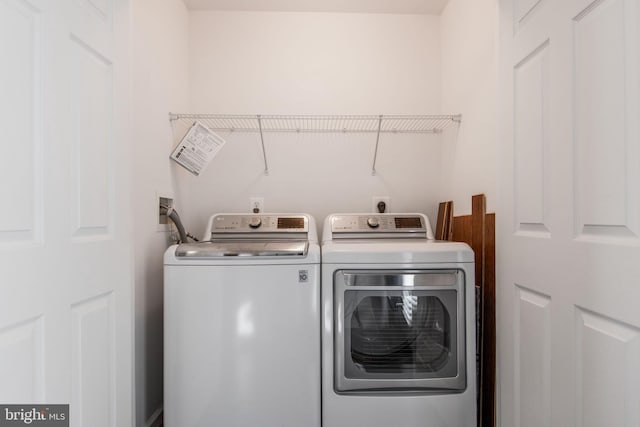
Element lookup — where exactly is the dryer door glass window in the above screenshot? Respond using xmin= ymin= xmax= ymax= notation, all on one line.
xmin=344 ymin=289 xmax=458 ymax=379
xmin=348 ymin=293 xmax=453 ymax=375
xmin=334 ymin=270 xmax=466 ymax=392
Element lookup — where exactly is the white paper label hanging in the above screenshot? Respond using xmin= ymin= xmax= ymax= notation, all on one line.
xmin=171 ymin=121 xmax=226 ymax=176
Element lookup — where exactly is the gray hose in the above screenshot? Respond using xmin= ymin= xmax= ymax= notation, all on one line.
xmin=163 ymin=206 xmax=188 ymax=243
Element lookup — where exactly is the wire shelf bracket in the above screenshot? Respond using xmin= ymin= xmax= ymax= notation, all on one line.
xmin=169 ymin=113 xmax=462 ymax=175
xmin=371 ymin=116 xmax=383 ymax=175
xmin=256 ymin=115 xmax=269 ymax=175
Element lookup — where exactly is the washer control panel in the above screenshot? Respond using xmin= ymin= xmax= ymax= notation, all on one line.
xmin=212 ymin=215 xmax=308 ymax=233
xmin=331 ymin=214 xmax=426 ymax=236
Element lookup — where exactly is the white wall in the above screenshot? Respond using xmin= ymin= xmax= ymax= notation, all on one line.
xmin=440 ymin=0 xmax=499 ymax=214
xmin=177 ymin=11 xmax=445 ymax=236
xmin=132 ymin=1 xmax=189 ymax=425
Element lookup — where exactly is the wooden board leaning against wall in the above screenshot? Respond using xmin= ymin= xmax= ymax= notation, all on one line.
xmin=436 ymin=194 xmax=496 ymax=427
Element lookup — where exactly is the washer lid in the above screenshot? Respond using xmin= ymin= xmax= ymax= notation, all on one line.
xmin=175 ymin=240 xmax=309 ymax=258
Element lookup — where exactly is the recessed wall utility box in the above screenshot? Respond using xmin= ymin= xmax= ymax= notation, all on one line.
xmin=159 ymin=196 xmax=174 ymax=227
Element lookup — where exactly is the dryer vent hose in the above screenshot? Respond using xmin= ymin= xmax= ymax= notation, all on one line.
xmin=161 ymin=205 xmax=189 ymax=244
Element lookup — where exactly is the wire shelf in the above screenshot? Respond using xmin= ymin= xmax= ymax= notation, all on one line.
xmin=169 ymin=113 xmax=461 ymax=134
xmin=169 ymin=113 xmax=462 ymax=174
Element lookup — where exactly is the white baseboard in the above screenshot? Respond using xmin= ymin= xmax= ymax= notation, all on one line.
xmin=144 ymin=406 xmax=163 ymax=427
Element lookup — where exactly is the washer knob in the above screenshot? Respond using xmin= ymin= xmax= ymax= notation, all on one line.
xmin=248 ymin=217 xmax=262 ymax=229
xmin=367 ymin=217 xmax=380 ymax=228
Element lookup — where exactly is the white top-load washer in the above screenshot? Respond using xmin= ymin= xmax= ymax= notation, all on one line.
xmin=164 ymin=213 xmax=320 ymax=427
xmin=321 ymin=213 xmax=476 ymax=427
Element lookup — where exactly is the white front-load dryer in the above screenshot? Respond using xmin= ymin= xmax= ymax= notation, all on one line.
xmin=164 ymin=214 xmax=321 ymax=427
xmin=321 ymin=213 xmax=476 ymax=427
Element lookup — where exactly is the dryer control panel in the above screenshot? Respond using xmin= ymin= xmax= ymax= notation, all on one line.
xmin=330 ymin=214 xmax=429 ymax=239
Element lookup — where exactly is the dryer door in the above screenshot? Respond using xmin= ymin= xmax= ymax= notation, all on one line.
xmin=334 ymin=270 xmax=466 ymax=393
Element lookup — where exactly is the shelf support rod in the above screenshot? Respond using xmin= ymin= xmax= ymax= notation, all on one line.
xmin=257 ymin=115 xmax=269 ymax=175
xmin=371 ymin=115 xmax=383 ymax=175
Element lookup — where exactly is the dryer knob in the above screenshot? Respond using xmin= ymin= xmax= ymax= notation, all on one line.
xmin=367 ymin=217 xmax=380 ymax=228
xmin=249 ymin=217 xmax=262 ymax=229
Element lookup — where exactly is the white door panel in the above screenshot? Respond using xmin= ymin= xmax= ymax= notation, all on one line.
xmin=0 ymin=0 xmax=42 ymax=244
xmin=0 ymin=1 xmax=132 ymax=426
xmin=499 ymin=1 xmax=640 ymax=427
